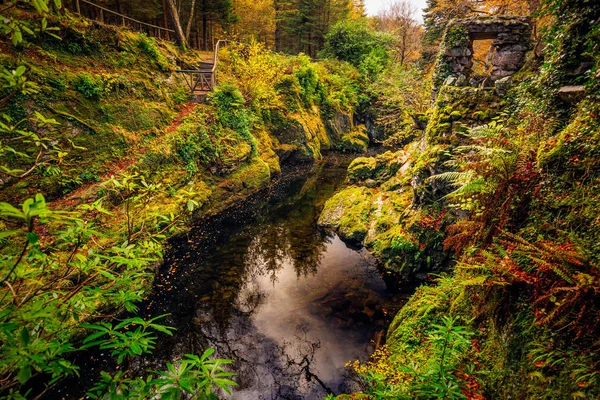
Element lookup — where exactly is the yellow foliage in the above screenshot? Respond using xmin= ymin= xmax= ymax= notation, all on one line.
xmin=232 ymin=0 xmax=276 ymax=48
xmin=347 ymin=345 xmax=410 ymax=386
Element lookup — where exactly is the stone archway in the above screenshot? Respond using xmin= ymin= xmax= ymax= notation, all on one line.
xmin=433 ymin=16 xmax=532 ymax=90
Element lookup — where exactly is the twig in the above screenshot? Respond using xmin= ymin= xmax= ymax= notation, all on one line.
xmin=0 ymin=240 xmax=29 ymax=285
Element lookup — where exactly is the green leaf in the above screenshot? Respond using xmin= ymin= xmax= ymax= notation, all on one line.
xmin=149 ymin=324 xmax=175 ymax=336
xmin=15 ymin=66 xmax=26 ymax=76
xmin=20 ymin=327 xmax=30 ymax=346
xmin=83 ymin=331 xmax=108 ymax=344
xmin=26 ymin=232 xmax=39 ymax=244
xmin=12 ymin=30 xmax=22 ymax=46
xmin=97 ymin=269 xmax=117 ymax=280
xmin=18 ymin=365 xmax=32 ymax=384
xmin=0 ymin=230 xmax=21 ymax=239
xmin=200 ymin=347 xmax=215 ymax=362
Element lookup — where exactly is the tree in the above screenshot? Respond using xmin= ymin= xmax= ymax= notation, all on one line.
xmin=422 ymin=0 xmax=473 ymax=46
xmin=320 ymin=19 xmax=392 ymax=77
xmin=274 ymin=0 xmax=357 ymax=57
xmin=165 ymin=0 xmax=189 ymax=47
xmin=196 ymin=0 xmax=235 ymax=50
xmin=232 ymin=0 xmax=276 ymax=47
xmin=100 ymin=0 xmax=163 ymax=22
xmin=375 ymin=0 xmax=422 ymax=66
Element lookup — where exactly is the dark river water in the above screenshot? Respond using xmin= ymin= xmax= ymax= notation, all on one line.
xmin=49 ymin=160 xmax=405 ymax=399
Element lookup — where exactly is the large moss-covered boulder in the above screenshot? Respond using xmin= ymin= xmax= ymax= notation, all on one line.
xmin=271 ymin=110 xmax=331 ymax=161
xmin=215 ymin=156 xmax=271 ymax=194
xmin=337 ymin=124 xmax=370 ymax=152
xmin=317 ymin=186 xmax=373 ymax=242
xmin=347 ymin=151 xmax=408 ymax=183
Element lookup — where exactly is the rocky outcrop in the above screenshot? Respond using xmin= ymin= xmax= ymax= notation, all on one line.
xmin=558 ymin=85 xmax=586 ymax=104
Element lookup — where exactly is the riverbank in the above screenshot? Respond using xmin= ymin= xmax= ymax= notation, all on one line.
xmin=45 ymin=157 xmax=413 ymax=399
xmin=0 ymin=12 xmax=376 ymax=396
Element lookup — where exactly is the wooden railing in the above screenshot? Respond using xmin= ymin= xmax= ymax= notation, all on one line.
xmin=72 ymin=0 xmax=174 ymax=40
xmin=211 ymin=40 xmax=228 ymax=88
xmin=177 ymin=40 xmax=228 ymax=97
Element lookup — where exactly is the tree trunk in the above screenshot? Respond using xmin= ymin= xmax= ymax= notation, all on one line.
xmin=274 ymin=0 xmax=281 ymax=52
xmin=185 ymin=0 xmax=197 ymax=41
xmin=162 ymin=0 xmax=170 ymax=40
xmin=166 ymin=0 xmax=188 ymax=48
xmin=202 ymin=4 xmax=208 ymax=51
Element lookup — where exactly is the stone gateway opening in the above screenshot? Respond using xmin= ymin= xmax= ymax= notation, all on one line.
xmin=433 ymin=16 xmax=532 ymax=91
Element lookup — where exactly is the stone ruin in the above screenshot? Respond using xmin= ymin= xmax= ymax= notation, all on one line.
xmin=433 ymin=16 xmax=532 ymax=92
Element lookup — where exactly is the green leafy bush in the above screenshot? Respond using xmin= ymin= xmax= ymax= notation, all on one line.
xmin=320 ymin=20 xmax=392 ymax=77
xmin=209 ymin=83 xmax=256 ymax=153
xmin=295 ymin=56 xmax=321 ymax=107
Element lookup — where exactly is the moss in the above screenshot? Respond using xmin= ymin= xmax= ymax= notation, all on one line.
xmin=270 ymin=110 xmax=331 ymax=161
xmin=347 ymin=157 xmax=377 ymax=181
xmin=449 ymin=110 xmax=462 ymax=120
xmin=218 ymin=156 xmax=271 ymax=193
xmin=318 ymin=186 xmax=373 ymax=242
xmin=364 ymin=190 xmax=411 ymax=245
xmin=347 ymin=151 xmax=407 ymax=183
xmin=337 ymin=124 xmax=369 ymax=152
xmin=432 ymin=23 xmax=471 ymax=89
xmin=426 ymin=86 xmax=501 ymax=144
xmin=100 ymin=100 xmax=174 ymax=132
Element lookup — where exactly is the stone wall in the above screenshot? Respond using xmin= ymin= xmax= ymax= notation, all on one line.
xmin=433 ymin=16 xmax=531 ymax=91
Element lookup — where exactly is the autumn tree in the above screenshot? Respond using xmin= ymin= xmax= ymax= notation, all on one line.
xmin=232 ymin=0 xmax=276 ymax=47
xmin=375 ymin=0 xmax=422 ymax=66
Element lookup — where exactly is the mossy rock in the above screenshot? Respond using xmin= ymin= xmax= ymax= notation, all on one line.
xmin=337 ymin=124 xmax=369 ymax=152
xmin=318 ymin=186 xmax=373 ymax=242
xmin=334 ymin=394 xmax=370 ymax=400
xmin=272 ymin=110 xmax=331 ymax=161
xmin=219 ymin=156 xmax=271 ymax=193
xmin=426 ymin=86 xmax=502 ymax=145
xmin=347 ymin=157 xmax=377 ymax=181
xmin=364 ymin=191 xmax=412 ymax=246
xmin=347 ymin=151 xmax=407 ymax=183
xmin=325 ymin=110 xmax=353 ymax=140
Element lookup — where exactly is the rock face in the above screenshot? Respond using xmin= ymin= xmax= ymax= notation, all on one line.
xmin=434 ymin=16 xmax=531 ymax=92
xmin=495 ymin=76 xmax=513 ymax=96
xmin=558 ymin=85 xmax=586 ymax=104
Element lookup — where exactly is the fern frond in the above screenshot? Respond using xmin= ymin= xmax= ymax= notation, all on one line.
xmin=455 ymin=145 xmax=511 ymax=157
xmin=449 ymin=177 xmax=489 ymax=197
xmin=467 ymin=124 xmax=502 ymax=138
xmin=427 ymin=170 xmax=475 ymax=186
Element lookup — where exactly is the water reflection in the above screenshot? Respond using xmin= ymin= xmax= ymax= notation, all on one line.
xmin=139 ymin=164 xmax=402 ymax=399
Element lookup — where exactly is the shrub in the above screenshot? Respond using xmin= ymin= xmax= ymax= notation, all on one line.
xmin=295 ymin=55 xmax=321 ymax=107
xmin=209 ymin=83 xmax=256 ymax=152
xmin=320 ymin=20 xmax=392 ymax=76
xmin=171 ymin=119 xmax=216 ymax=175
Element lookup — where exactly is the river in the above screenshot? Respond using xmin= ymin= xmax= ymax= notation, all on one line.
xmin=52 ymin=158 xmax=405 ymax=399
